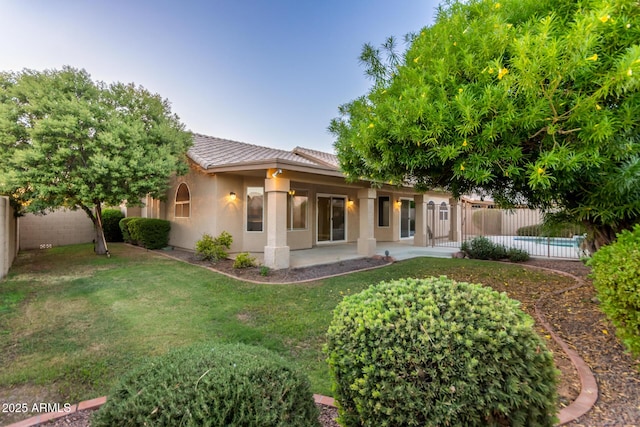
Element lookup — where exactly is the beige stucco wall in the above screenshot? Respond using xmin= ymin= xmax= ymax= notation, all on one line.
xmin=1 ymin=197 xmax=19 ymax=280
xmin=165 ymin=167 xmax=455 ymax=254
xmin=19 ymin=208 xmax=95 ymax=250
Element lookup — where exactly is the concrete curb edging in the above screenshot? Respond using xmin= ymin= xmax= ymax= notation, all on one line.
xmin=518 ymin=263 xmax=599 ymax=425
xmin=4 ymin=394 xmax=335 ymax=427
xmin=4 ymin=397 xmax=107 ymax=427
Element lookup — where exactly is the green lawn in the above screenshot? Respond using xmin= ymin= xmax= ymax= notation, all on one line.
xmin=0 ymin=243 xmax=575 ymax=423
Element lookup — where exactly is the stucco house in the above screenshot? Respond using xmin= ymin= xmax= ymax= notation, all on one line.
xmin=145 ymin=133 xmax=460 ymax=269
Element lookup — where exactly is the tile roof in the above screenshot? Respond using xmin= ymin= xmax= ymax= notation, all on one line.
xmin=188 ymin=133 xmax=340 ymax=171
xmin=293 ymin=146 xmax=340 ymax=169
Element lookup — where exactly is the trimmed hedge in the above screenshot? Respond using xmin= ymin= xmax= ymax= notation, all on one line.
xmin=325 ymin=277 xmax=559 ymax=427
xmin=92 ymin=343 xmax=320 ymax=427
xmin=517 ymin=223 xmax=586 ymax=238
xmin=119 ymin=217 xmax=138 ymax=243
xmin=127 ymin=218 xmax=171 ymax=249
xmin=101 ymin=209 xmax=124 ymax=242
xmin=588 ymin=224 xmax=640 ymax=357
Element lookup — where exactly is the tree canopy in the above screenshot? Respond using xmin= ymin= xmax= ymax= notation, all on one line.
xmin=330 ymin=0 xmax=640 ymax=250
xmin=0 ymin=67 xmax=192 ymax=254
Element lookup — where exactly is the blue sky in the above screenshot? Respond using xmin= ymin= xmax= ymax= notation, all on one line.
xmin=0 ymin=1 xmax=440 ymax=152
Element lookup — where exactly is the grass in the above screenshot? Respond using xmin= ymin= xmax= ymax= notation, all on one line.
xmin=0 ymin=243 xmax=576 ymax=423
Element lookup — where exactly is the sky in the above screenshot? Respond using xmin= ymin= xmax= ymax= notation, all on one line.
xmin=0 ymin=1 xmax=440 ymax=153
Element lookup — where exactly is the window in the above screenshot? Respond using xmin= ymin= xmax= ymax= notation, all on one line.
xmin=246 ymin=187 xmax=264 ymax=232
xmin=439 ymin=202 xmax=448 ymax=221
xmin=287 ymin=190 xmax=308 ymax=230
xmin=378 ymin=196 xmax=390 ymax=227
xmin=174 ymin=183 xmax=190 ymax=217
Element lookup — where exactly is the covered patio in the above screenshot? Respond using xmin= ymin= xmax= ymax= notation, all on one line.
xmin=246 ymin=239 xmax=460 ymax=269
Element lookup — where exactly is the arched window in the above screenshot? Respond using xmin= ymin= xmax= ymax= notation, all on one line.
xmin=175 ymin=183 xmax=190 ymax=218
xmin=427 ymin=201 xmax=435 ymax=211
xmin=439 ymin=202 xmax=448 ymax=221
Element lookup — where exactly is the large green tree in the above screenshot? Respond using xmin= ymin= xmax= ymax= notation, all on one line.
xmin=0 ymin=67 xmax=192 ymax=255
xmin=331 ymin=0 xmax=640 ymax=251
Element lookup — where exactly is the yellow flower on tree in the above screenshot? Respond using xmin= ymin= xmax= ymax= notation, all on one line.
xmin=460 ymin=164 xmax=465 ymax=171
xmin=596 ymin=104 xmax=602 ymax=110
xmin=498 ymin=67 xmax=509 ymax=79
xmin=495 ymin=2 xmax=501 ymax=9
xmin=368 ymin=123 xmax=375 ymax=129
xmin=627 ymin=68 xmax=633 ymax=76
xmin=537 ymin=167 xmax=545 ymax=175
xmin=599 ymin=14 xmax=610 ymax=23
xmin=413 ymin=56 xmax=421 ymax=64
xmin=586 ymin=53 xmax=598 ymax=61
xmin=462 ymin=139 xmax=468 ymax=147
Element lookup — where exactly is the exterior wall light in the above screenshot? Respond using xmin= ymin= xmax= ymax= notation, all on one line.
xmin=272 ymin=168 xmax=283 ymax=178
xmin=288 ymin=189 xmax=296 ymax=196
xmin=229 ymin=192 xmax=237 ymax=201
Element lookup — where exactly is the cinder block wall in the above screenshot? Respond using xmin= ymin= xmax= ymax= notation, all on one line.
xmin=19 ymin=208 xmax=95 ymax=250
xmin=1 ymin=196 xmax=18 ymax=280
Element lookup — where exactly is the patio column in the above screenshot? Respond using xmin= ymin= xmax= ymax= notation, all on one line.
xmin=357 ymin=188 xmax=377 ymax=256
xmin=264 ymin=175 xmax=290 ymax=269
xmin=449 ymin=197 xmax=462 ymax=242
xmin=414 ymin=194 xmax=428 ymax=246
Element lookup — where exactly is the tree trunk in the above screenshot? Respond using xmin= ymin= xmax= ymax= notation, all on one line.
xmin=582 ymin=221 xmax=625 ymax=255
xmin=93 ymin=203 xmax=110 ymax=256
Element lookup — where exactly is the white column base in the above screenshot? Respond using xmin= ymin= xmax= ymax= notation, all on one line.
xmin=264 ymin=245 xmax=290 ymax=270
xmin=357 ymin=237 xmax=377 ymax=256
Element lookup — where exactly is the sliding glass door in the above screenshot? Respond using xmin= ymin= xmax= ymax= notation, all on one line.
xmin=317 ymin=196 xmax=346 ymax=242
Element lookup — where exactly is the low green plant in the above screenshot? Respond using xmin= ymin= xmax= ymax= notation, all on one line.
xmin=325 ymin=277 xmax=559 ymax=427
xmin=233 ymin=252 xmax=257 ymax=269
xmin=118 ymin=217 xmax=139 ymax=243
xmin=260 ymin=266 xmax=270 ymax=276
xmin=461 ymin=236 xmax=507 ymax=260
xmin=101 ymin=209 xmax=124 ymax=242
xmin=92 ymin=342 xmax=320 ymax=427
xmin=195 ymin=231 xmax=233 ymax=261
xmin=506 ymin=247 xmax=531 ymax=263
xmin=127 ymin=218 xmax=171 ymax=249
xmin=588 ymin=224 xmax=640 ymax=357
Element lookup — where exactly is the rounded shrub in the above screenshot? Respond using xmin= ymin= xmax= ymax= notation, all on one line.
xmin=507 ymin=247 xmax=531 ymax=262
xmin=93 ymin=343 xmax=320 ymax=427
xmin=461 ymin=236 xmax=507 ymax=260
xmin=119 ymin=217 xmax=139 ymax=244
xmin=588 ymin=224 xmax=640 ymax=357
xmin=325 ymin=277 xmax=559 ymax=427
xmin=127 ymin=218 xmax=171 ymax=249
xmin=233 ymin=252 xmax=257 ymax=269
xmin=101 ymin=208 xmax=124 ymax=242
xmin=195 ymin=231 xmax=233 ymax=261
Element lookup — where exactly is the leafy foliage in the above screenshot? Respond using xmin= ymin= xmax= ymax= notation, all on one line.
xmin=101 ymin=209 xmax=124 ymax=242
xmin=119 ymin=217 xmax=138 ymax=244
xmin=92 ymin=342 xmax=320 ymax=427
xmin=195 ymin=231 xmax=233 ymax=262
xmin=506 ymin=247 xmax=531 ymax=262
xmin=0 ymin=67 xmax=191 ymax=254
xmin=331 ymin=0 xmax=640 ymax=250
xmin=588 ymin=224 xmax=640 ymax=357
xmin=233 ymin=252 xmax=257 ymax=269
xmin=127 ymin=218 xmax=171 ymax=249
xmin=324 ymin=277 xmax=558 ymax=427
xmin=461 ymin=236 xmax=507 ymax=260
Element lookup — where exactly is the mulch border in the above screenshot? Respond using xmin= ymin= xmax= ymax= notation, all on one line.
xmin=515 ymin=263 xmax=598 ymax=425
